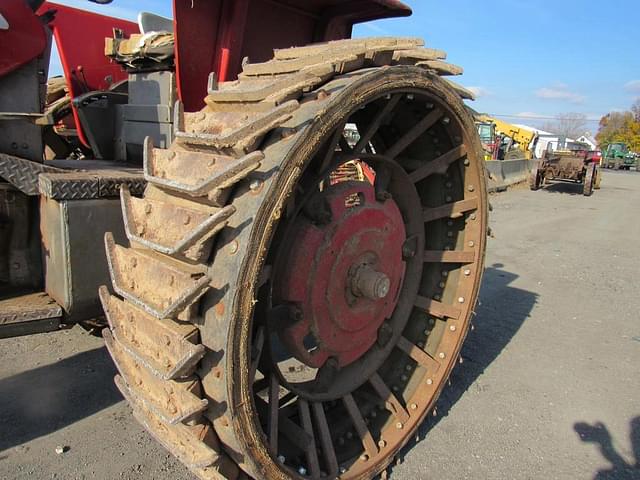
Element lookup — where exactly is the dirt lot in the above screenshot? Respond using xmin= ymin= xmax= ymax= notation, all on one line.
xmin=1 ymin=170 xmax=639 ymax=480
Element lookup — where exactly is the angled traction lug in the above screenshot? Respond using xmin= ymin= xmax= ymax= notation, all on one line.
xmin=416 ymin=60 xmax=463 ymax=76
xmin=104 ymin=233 xmax=210 ymax=319
xmin=100 ymin=288 xmax=206 ymax=380
xmin=174 ymin=100 xmax=298 ymax=153
xmin=114 ymin=374 xmax=221 ymax=469
xmin=144 ymin=137 xmax=263 ymax=197
xmin=120 ymin=185 xmax=235 ymax=259
xmin=443 ymin=78 xmax=476 ymax=100
xmin=241 ymin=52 xmax=365 ymax=77
xmin=273 ymin=37 xmax=424 ymax=60
xmin=392 ymin=47 xmax=448 ymax=64
xmin=205 ymin=70 xmax=328 ymax=105
xmin=105 ymin=329 xmax=207 ymax=424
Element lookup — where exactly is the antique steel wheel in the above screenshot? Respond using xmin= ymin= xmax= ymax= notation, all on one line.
xmin=103 ymin=38 xmax=487 ymax=480
xmin=201 ymin=71 xmax=487 ymax=479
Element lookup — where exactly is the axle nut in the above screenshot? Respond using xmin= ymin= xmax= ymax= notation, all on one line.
xmin=351 ymin=264 xmax=391 ymax=300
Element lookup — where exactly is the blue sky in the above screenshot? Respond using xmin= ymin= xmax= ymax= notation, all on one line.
xmin=50 ymin=0 xmax=640 ymax=133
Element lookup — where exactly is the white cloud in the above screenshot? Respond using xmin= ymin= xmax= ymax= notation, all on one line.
xmin=624 ymin=80 xmax=640 ymax=93
xmin=467 ymin=86 xmax=492 ymax=98
xmin=535 ymin=83 xmax=585 ymax=104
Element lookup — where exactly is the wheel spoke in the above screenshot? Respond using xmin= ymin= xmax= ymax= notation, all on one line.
xmin=298 ymin=399 xmax=321 ymax=478
xmin=343 ymin=393 xmax=378 ymax=458
xmin=369 ymin=373 xmax=409 ymax=423
xmin=423 ymin=250 xmax=475 ymax=264
xmin=268 ymin=374 xmax=280 ymax=455
xmin=317 ymin=124 xmax=346 ymax=173
xmin=353 ymin=94 xmax=402 ymax=154
xmin=414 ymin=295 xmax=461 ymax=319
xmin=312 ymin=402 xmax=339 ymax=477
xmin=385 ymin=108 xmax=442 ymax=159
xmin=423 ymin=197 xmax=478 ymax=223
xmin=409 ymin=144 xmax=467 ymax=183
xmin=397 ymin=336 xmax=440 ymax=373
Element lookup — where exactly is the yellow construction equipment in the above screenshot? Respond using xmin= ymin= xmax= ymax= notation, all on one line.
xmin=476 ymin=115 xmax=538 ymax=160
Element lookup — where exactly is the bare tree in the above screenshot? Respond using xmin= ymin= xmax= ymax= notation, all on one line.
xmin=541 ymin=112 xmax=588 ymax=138
xmin=632 ymin=99 xmax=640 ymax=122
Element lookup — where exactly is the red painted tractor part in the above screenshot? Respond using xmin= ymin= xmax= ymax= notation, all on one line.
xmin=0 ymin=0 xmax=47 ymax=77
xmin=36 ymin=2 xmax=138 ymax=147
xmin=173 ymin=0 xmax=412 ymax=110
xmin=275 ymin=181 xmax=406 ymax=369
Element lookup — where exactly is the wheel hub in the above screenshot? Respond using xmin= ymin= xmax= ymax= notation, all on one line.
xmin=275 ymin=181 xmax=406 ymax=369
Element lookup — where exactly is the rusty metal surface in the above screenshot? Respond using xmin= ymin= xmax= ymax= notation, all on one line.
xmin=275 ymin=181 xmax=406 ymax=370
xmin=100 ymin=288 xmax=205 ymax=380
xmin=143 ymin=137 xmax=263 ymax=198
xmin=120 ymin=186 xmax=235 ymax=261
xmin=0 ymin=291 xmax=61 ymax=325
xmin=40 ymin=196 xmax=128 ymax=321
xmin=103 ymin=37 xmax=487 ymax=480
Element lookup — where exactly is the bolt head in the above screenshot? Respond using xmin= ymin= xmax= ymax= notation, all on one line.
xmin=438 ymin=352 xmax=446 ymax=359
xmin=426 ymin=378 xmax=433 ymax=385
xmin=396 ymin=422 xmax=403 ymax=429
xmin=249 ymin=179 xmax=262 ymax=192
xmin=378 ymin=439 xmax=387 ymax=448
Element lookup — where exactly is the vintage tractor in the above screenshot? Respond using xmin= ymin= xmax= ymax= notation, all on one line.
xmin=529 ymin=148 xmax=600 ymax=196
xmin=0 ymin=0 xmax=488 ymax=478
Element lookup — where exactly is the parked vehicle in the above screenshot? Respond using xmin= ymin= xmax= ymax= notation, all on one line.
xmin=530 ymin=149 xmax=600 ymax=196
xmin=602 ymin=143 xmax=637 ymax=170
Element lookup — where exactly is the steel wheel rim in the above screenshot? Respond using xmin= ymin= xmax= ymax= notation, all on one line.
xmin=221 ymin=70 xmax=487 ymax=480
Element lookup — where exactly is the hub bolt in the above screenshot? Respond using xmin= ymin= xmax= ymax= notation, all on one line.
xmin=351 ymin=264 xmax=391 ymax=300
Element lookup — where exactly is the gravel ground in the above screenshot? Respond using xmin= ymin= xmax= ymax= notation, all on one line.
xmin=1 ymin=170 xmax=639 ymax=480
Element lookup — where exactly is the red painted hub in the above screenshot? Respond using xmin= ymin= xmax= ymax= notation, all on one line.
xmin=275 ymin=182 xmax=406 ymax=369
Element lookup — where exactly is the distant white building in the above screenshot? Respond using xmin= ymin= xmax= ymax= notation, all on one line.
xmin=576 ymin=134 xmax=598 ymax=150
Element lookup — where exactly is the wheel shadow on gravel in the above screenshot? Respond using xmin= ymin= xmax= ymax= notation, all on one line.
xmin=393 ymin=264 xmax=538 ymax=467
xmin=0 ymin=347 xmax=121 ymax=452
xmin=574 ymin=417 xmax=640 ymax=479
xmin=540 ymin=181 xmax=584 ymax=195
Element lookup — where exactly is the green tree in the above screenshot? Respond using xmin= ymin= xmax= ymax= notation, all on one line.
xmin=596 ymin=102 xmax=640 ymax=152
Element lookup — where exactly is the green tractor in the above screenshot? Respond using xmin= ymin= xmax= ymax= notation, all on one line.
xmin=602 ymin=143 xmax=637 ymax=170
